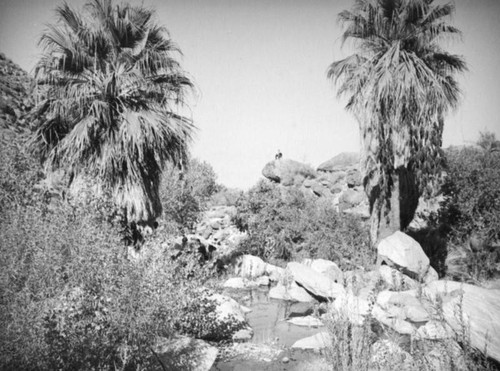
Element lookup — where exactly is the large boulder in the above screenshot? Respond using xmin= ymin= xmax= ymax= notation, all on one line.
xmin=269 ymin=281 xmax=315 ymax=302
xmin=424 ymin=280 xmax=500 ymax=363
xmin=233 ymin=255 xmax=268 ymax=279
xmin=287 ymin=262 xmax=345 ymax=299
xmin=317 ymin=152 xmax=359 ymax=172
xmin=302 ymin=258 xmax=343 ymax=283
xmin=291 ymin=332 xmax=332 ymax=350
xmin=208 ymin=293 xmax=250 ymax=325
xmin=331 ymin=292 xmax=371 ymax=325
xmin=376 ymin=290 xmax=430 ymax=323
xmin=378 ymin=265 xmax=418 ymax=290
xmin=339 ymin=189 xmax=365 ymax=209
xmin=287 ymin=315 xmax=323 ymax=327
xmin=377 ymin=231 xmax=430 ymax=278
xmin=262 ymin=159 xmax=317 ymax=186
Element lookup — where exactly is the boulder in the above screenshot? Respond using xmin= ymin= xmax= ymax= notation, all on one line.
xmin=223 ymin=276 xmax=268 ymax=289
xmin=255 ymin=275 xmax=270 ymax=286
xmin=232 ymin=327 xmax=253 ymax=342
xmin=265 ymin=263 xmax=285 ymax=282
xmin=317 ymin=152 xmax=359 ymax=172
xmin=302 ymin=258 xmax=343 ymax=283
xmin=269 ymin=281 xmax=315 ymax=302
xmin=223 ymin=277 xmax=248 ymax=289
xmin=342 ymin=203 xmax=370 ymax=219
xmin=233 ymin=255 xmax=268 ymax=279
xmin=423 ymin=266 xmax=439 ymax=284
xmin=415 ymin=320 xmax=455 ymax=340
xmin=345 ymin=169 xmax=362 ymax=187
xmin=208 ymin=293 xmax=250 ymax=325
xmin=331 ymin=292 xmax=371 ymax=325
xmin=153 ymin=336 xmax=218 ymax=371
xmin=424 ymin=280 xmax=500 ymax=363
xmin=372 ymin=305 xmax=415 ymax=335
xmin=310 ymin=181 xmax=329 ymax=197
xmin=262 ymin=159 xmax=317 ymax=186
xmin=288 ymin=302 xmax=315 ymax=317
xmin=378 ymin=265 xmax=418 ymax=290
xmin=287 ymin=262 xmax=345 ymax=299
xmin=339 ymin=189 xmax=365 ymax=208
xmin=287 ymin=315 xmax=323 ymax=327
xmin=377 ymin=231 xmax=430 ymax=277
xmin=291 ymin=332 xmax=332 ymax=350
xmin=376 ymin=290 xmax=430 ymax=323
xmin=344 ymin=270 xmax=379 ymax=297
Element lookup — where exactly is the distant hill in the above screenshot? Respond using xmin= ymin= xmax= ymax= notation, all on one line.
xmin=0 ymin=52 xmax=34 ymax=142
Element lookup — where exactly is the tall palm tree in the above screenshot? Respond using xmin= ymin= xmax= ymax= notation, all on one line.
xmin=31 ymin=0 xmax=195 ymax=226
xmin=328 ymin=0 xmax=466 ymax=245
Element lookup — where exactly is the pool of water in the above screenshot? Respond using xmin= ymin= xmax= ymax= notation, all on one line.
xmin=224 ymin=286 xmax=325 ymax=347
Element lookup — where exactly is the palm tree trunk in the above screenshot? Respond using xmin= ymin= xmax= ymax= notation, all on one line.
xmin=368 ymin=167 xmax=419 ymax=246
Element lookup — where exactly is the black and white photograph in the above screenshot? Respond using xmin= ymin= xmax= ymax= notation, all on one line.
xmin=1 ymin=0 xmax=499 ymax=370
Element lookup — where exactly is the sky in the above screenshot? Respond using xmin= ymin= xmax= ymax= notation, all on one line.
xmin=1 ymin=0 xmax=499 ymax=190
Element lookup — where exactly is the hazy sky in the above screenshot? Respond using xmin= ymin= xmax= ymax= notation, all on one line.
xmin=1 ymin=0 xmax=499 ymax=189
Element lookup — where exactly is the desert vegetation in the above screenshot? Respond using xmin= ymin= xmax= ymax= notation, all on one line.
xmin=1 ymin=0 xmax=500 ymax=370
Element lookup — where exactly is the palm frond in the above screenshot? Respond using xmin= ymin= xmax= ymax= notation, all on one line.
xmin=31 ymin=0 xmax=196 ymax=223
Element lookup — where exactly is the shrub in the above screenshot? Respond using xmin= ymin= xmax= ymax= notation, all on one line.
xmin=441 ymin=145 xmax=500 ymax=244
xmin=160 ymin=158 xmax=220 ymax=233
xmin=234 ymin=180 xmax=373 ymax=269
xmin=437 ymin=133 xmax=500 ymax=281
xmin=0 ymin=141 xmax=235 ymax=370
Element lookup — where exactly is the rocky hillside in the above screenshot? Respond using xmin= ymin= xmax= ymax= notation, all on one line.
xmin=0 ymin=52 xmax=33 ymax=138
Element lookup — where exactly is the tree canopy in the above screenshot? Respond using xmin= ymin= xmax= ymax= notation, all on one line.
xmin=31 ymin=0 xmax=195 ymax=224
xmin=328 ymin=0 xmax=466 ymax=244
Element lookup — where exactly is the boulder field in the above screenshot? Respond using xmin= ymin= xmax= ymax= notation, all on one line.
xmin=221 ymin=231 xmax=500 ymax=365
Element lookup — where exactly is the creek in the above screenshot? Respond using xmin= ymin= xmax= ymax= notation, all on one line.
xmin=211 ymin=286 xmax=329 ymax=370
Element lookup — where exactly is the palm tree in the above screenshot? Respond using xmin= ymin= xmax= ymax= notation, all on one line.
xmin=328 ymin=0 xmax=466 ymax=245
xmin=30 ymin=0 xmax=195 ymax=226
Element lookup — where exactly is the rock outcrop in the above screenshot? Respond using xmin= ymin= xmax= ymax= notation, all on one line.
xmin=317 ymin=152 xmax=359 ymax=172
xmin=262 ymin=159 xmax=316 ymax=186
xmin=377 ymin=231 xmax=430 ymax=278
xmin=287 ymin=262 xmax=345 ymax=299
xmin=424 ymin=280 xmax=500 ymax=363
xmin=261 ymin=154 xmax=369 ymax=218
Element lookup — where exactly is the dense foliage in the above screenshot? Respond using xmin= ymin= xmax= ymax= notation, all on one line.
xmin=436 ymin=134 xmax=500 ymax=281
xmin=234 ymin=180 xmax=373 ymax=269
xmin=30 ymin=0 xmax=195 ymax=225
xmin=441 ymin=146 xmax=500 ymax=245
xmin=328 ymin=0 xmax=466 ymax=244
xmin=0 ymin=134 xmax=236 ymax=370
xmin=160 ymin=158 xmax=220 ymax=234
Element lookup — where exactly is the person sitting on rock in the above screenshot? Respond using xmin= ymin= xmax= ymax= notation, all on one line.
xmin=275 ymin=149 xmax=283 ymax=160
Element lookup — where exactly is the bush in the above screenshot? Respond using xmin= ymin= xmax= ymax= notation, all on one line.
xmin=160 ymin=158 xmax=220 ymax=233
xmin=437 ymin=134 xmax=500 ymax=281
xmin=234 ymin=180 xmax=373 ymax=269
xmin=441 ymin=145 xmax=500 ymax=244
xmin=0 ymin=142 xmax=236 ymax=370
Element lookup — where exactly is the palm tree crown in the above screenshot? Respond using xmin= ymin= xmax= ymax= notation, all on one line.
xmin=31 ymin=0 xmax=195 ymax=224
xmin=328 ymin=0 xmax=466 ymax=243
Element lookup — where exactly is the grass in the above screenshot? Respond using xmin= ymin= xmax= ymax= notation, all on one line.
xmin=322 ymin=278 xmax=500 ymax=371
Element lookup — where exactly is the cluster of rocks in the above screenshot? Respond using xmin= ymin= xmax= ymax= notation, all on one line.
xmin=163 ymin=205 xmax=248 ymax=270
xmin=221 ymin=231 xmax=500 ymax=369
xmin=262 ymin=153 xmax=369 ymax=218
